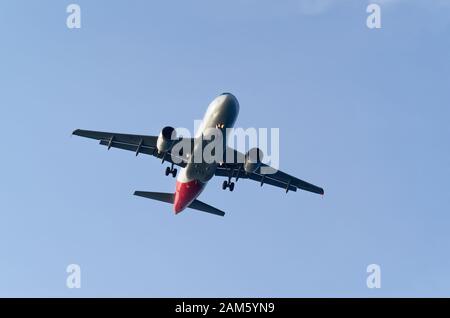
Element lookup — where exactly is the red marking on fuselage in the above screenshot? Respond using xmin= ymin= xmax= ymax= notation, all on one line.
xmin=174 ymin=180 xmax=205 ymax=214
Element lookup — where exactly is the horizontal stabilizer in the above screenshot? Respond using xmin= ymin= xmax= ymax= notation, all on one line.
xmin=133 ymin=191 xmax=225 ymax=217
xmin=134 ymin=191 xmax=174 ymax=204
xmin=189 ymin=199 xmax=225 ymax=217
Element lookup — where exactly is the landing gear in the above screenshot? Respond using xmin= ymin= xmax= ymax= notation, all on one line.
xmin=165 ymin=164 xmax=177 ymax=178
xmin=222 ymin=166 xmax=238 ymax=192
xmin=222 ymin=180 xmax=235 ymax=192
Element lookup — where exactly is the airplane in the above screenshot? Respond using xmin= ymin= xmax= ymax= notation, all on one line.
xmin=72 ymin=93 xmax=324 ymax=217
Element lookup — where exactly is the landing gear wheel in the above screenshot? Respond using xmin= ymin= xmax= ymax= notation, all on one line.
xmin=165 ymin=166 xmax=177 ymax=177
xmin=229 ymin=182 xmax=235 ymax=192
xmin=222 ymin=180 xmax=228 ymax=190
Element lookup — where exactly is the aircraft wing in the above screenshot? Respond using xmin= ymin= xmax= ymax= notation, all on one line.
xmin=215 ymin=148 xmax=324 ymax=195
xmin=72 ymin=129 xmax=191 ymax=167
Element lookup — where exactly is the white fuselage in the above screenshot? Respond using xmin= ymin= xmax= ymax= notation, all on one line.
xmin=173 ymin=93 xmax=240 ymax=213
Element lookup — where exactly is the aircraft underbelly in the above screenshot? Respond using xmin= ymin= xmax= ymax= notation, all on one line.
xmin=173 ymin=93 xmax=239 ymax=213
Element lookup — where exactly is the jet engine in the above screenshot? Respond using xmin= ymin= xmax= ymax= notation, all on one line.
xmin=157 ymin=126 xmax=177 ymax=153
xmin=244 ymin=147 xmax=263 ymax=173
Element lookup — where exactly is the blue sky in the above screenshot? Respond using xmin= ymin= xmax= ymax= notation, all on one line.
xmin=1 ymin=0 xmax=450 ymax=297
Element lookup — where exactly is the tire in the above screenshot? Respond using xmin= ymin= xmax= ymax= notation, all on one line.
xmin=172 ymin=168 xmax=177 ymax=178
xmin=222 ymin=180 xmax=228 ymax=190
xmin=229 ymin=182 xmax=235 ymax=192
xmin=165 ymin=167 xmax=171 ymax=176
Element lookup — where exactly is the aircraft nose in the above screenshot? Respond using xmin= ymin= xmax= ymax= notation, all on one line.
xmin=221 ymin=92 xmax=237 ymax=103
xmin=220 ymin=93 xmax=239 ymax=114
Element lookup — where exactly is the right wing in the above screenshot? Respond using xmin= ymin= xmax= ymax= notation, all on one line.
xmin=215 ymin=147 xmax=324 ymax=195
xmin=72 ymin=129 xmax=192 ymax=167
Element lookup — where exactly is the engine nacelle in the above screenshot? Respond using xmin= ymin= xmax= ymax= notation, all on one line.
xmin=244 ymin=147 xmax=263 ymax=173
xmin=157 ymin=126 xmax=177 ymax=153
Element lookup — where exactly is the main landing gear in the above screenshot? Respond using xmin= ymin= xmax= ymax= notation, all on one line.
xmin=165 ymin=164 xmax=177 ymax=178
xmin=222 ymin=180 xmax=235 ymax=192
xmin=221 ymin=165 xmax=240 ymax=192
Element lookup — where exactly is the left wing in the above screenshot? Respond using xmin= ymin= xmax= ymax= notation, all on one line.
xmin=215 ymin=148 xmax=324 ymax=195
xmin=72 ymin=129 xmax=191 ymax=167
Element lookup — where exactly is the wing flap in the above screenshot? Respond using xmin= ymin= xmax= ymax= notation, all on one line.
xmin=248 ymin=172 xmax=298 ymax=192
xmin=214 ymin=167 xmax=297 ymax=192
xmin=99 ymin=140 xmax=155 ymax=155
xmin=269 ymin=169 xmax=324 ymax=195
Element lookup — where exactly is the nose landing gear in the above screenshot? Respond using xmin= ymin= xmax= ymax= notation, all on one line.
xmin=165 ymin=164 xmax=177 ymax=178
